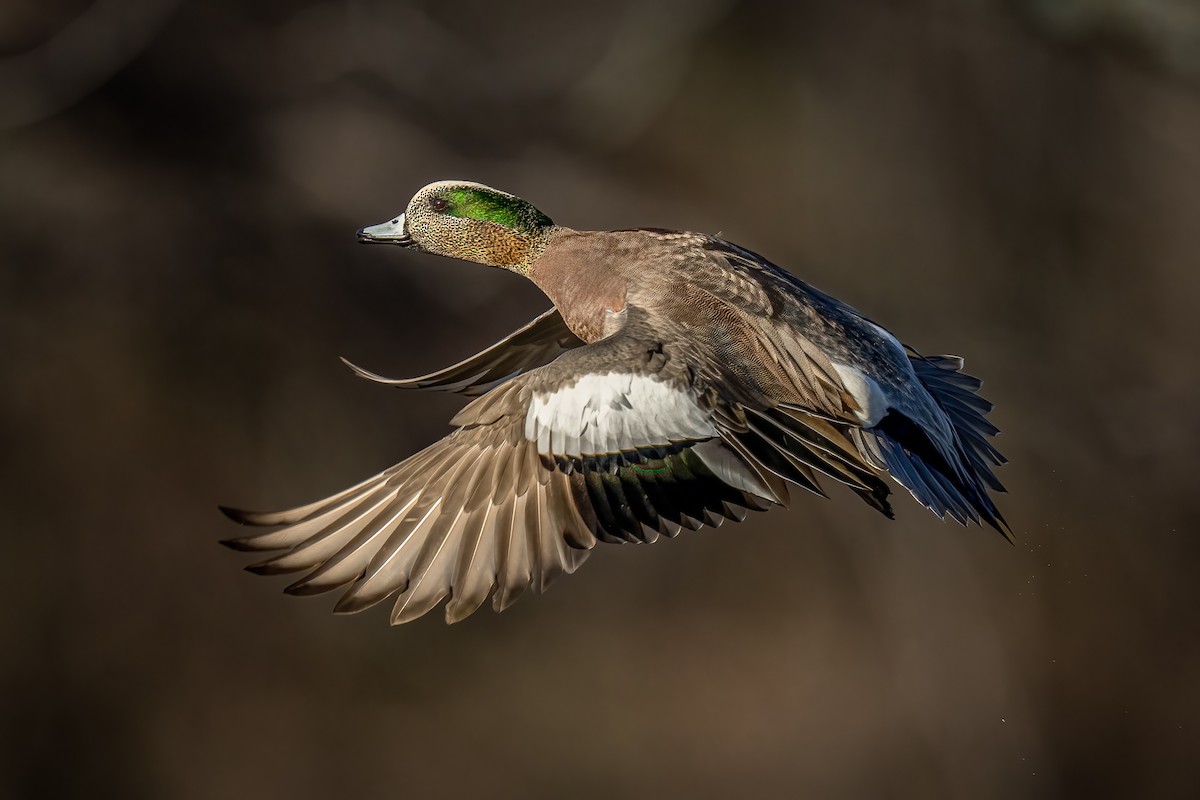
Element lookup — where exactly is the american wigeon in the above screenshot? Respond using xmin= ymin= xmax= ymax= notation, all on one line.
xmin=223 ymin=180 xmax=1008 ymax=625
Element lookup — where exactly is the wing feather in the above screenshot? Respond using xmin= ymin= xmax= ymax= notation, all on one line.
xmin=227 ymin=303 xmax=1002 ymax=625
xmin=340 ymin=308 xmax=583 ymax=396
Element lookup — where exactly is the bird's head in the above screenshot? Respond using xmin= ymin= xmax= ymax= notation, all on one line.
xmin=357 ymin=180 xmax=555 ymax=273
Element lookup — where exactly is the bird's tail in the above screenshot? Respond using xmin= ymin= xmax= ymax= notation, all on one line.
xmin=854 ymin=353 xmax=1009 ymax=538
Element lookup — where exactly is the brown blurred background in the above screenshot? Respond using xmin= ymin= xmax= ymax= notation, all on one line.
xmin=2 ymin=1 xmax=1198 ymax=797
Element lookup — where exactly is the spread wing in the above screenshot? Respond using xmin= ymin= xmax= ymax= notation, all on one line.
xmin=341 ymin=307 xmax=584 ymax=396
xmin=222 ymin=316 xmax=781 ymax=625
xmin=223 ymin=397 xmax=593 ymax=625
xmin=222 ymin=298 xmax=1006 ymax=626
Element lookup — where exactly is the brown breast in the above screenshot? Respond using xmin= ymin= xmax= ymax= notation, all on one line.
xmin=528 ymin=229 xmax=631 ymax=343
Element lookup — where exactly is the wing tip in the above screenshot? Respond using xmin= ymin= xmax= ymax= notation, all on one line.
xmin=243 ymin=563 xmax=276 ymax=575
xmin=219 ymin=505 xmax=287 ymax=549
xmin=220 ymin=504 xmax=303 ymax=527
xmin=989 ymin=511 xmax=1016 ymax=545
xmin=218 ymin=505 xmax=253 ymax=524
xmin=219 ymin=536 xmax=260 ymax=551
xmin=340 ymin=356 xmax=390 ymax=383
xmin=332 ymin=595 xmax=374 ymax=615
xmin=283 ymin=578 xmax=338 ymax=597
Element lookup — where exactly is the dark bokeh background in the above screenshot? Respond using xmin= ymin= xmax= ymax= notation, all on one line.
xmin=3 ymin=1 xmax=1198 ymax=797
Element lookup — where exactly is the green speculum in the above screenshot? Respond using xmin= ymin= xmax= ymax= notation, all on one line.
xmin=446 ymin=188 xmax=553 ymax=233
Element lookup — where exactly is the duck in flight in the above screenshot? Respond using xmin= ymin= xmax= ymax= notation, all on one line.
xmin=222 ymin=180 xmax=1008 ymax=625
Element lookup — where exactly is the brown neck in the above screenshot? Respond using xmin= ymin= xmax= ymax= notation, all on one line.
xmin=528 ymin=229 xmax=629 ymax=343
xmin=478 ymin=226 xmax=548 ymax=273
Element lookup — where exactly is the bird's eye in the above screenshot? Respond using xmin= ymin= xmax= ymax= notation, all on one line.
xmin=431 ymin=198 xmax=448 ymax=212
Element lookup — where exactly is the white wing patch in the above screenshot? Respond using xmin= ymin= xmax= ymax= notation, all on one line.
xmin=525 ymin=372 xmax=717 ymax=457
xmin=831 ymin=321 xmax=907 ymax=427
xmin=832 ymin=362 xmax=888 ymax=427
